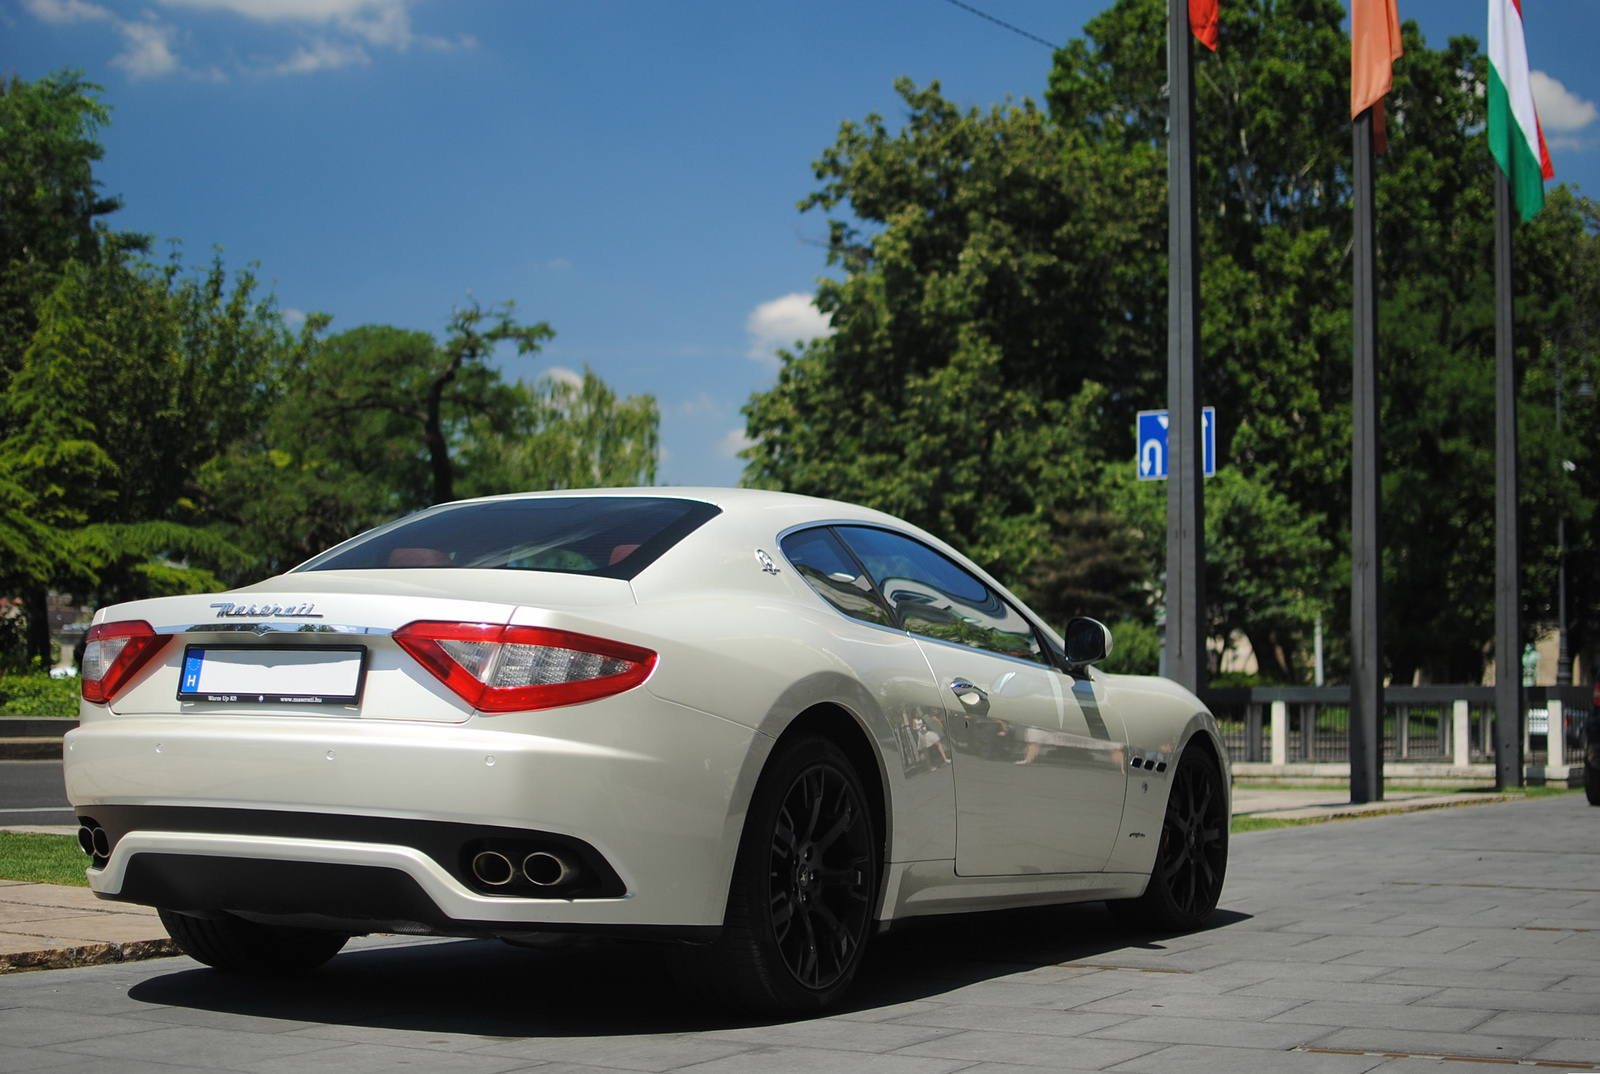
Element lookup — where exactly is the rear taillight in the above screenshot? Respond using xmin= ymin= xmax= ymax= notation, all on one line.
xmin=81 ymin=621 xmax=169 ymax=704
xmin=393 ymin=621 xmax=657 ymax=713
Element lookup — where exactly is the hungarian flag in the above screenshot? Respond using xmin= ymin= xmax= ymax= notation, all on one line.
xmin=1190 ymin=0 xmax=1218 ymax=51
xmin=1488 ymin=0 xmax=1555 ymax=221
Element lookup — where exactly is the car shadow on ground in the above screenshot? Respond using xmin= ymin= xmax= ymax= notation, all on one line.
xmin=126 ymin=902 xmax=1252 ymax=1036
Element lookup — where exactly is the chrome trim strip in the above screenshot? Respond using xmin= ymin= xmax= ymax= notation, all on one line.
xmin=155 ymin=623 xmax=394 ymax=637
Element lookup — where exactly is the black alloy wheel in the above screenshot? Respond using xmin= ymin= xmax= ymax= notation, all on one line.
xmin=685 ymin=735 xmax=879 ymax=1016
xmin=1109 ymin=746 xmax=1228 ymax=932
xmin=767 ymin=756 xmax=875 ymax=990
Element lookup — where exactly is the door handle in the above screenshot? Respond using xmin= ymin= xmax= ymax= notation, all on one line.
xmin=949 ymin=679 xmax=987 ymax=705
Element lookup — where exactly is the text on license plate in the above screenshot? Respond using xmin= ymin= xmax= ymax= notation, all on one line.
xmin=178 ymin=646 xmax=367 ymax=704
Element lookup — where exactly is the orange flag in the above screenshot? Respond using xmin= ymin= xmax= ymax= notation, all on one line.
xmin=1190 ymin=0 xmax=1219 ymax=50
xmin=1351 ymin=0 xmax=1403 ymax=119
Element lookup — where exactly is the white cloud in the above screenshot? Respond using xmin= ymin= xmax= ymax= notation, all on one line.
xmin=161 ymin=0 xmax=395 ymax=21
xmin=744 ymin=292 xmax=831 ymax=367
xmin=160 ymin=0 xmax=468 ymax=51
xmin=1531 ymin=71 xmax=1598 ymax=133
xmin=675 ymin=392 xmax=722 ymax=417
xmin=24 ymin=0 xmax=112 ymax=23
xmin=24 ymin=0 xmax=469 ymax=78
xmin=111 ymin=18 xmax=181 ymax=77
xmin=27 ymin=0 xmax=185 ymax=80
xmin=719 ymin=428 xmax=756 ymax=460
xmin=542 ymin=366 xmax=584 ymax=389
xmin=282 ymin=307 xmax=307 ymax=331
xmin=273 ymin=36 xmax=368 ymax=74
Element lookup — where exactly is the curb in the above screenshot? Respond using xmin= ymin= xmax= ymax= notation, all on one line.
xmin=0 ymin=738 xmax=64 ymax=760
xmin=0 ymin=937 xmax=179 ymax=975
xmin=0 ymin=718 xmax=76 ymax=760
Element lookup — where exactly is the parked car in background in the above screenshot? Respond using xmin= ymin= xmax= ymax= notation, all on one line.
xmin=64 ymin=489 xmax=1230 ymax=1015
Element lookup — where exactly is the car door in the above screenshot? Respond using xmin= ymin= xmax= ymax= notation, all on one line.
xmin=833 ymin=526 xmax=1130 ymax=876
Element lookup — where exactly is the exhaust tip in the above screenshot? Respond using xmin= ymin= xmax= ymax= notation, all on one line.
xmin=471 ymin=850 xmax=515 ymax=887
xmin=77 ymin=826 xmax=96 ymax=857
xmin=522 ymin=850 xmax=576 ymax=888
xmin=90 ymin=827 xmax=111 ymax=858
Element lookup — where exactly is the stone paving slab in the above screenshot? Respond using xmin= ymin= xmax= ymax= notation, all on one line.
xmin=1230 ymin=787 xmax=1519 ymax=820
xmin=0 ymin=794 xmax=1594 ymax=1072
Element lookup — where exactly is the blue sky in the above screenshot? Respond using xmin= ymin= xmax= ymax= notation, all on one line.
xmin=7 ymin=0 xmax=1597 ymax=488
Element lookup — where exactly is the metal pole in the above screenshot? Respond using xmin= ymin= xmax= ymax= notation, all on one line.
xmin=1494 ymin=169 xmax=1524 ymax=790
xmin=1350 ymin=108 xmax=1383 ymax=804
xmin=1556 ymin=342 xmax=1571 ymax=686
xmin=1165 ymin=0 xmax=1206 ymax=695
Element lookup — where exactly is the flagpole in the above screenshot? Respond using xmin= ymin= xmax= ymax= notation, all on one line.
xmin=1350 ymin=106 xmax=1383 ymax=804
xmin=1493 ymin=168 xmax=1524 ymax=790
xmin=1165 ymin=0 xmax=1206 ymax=695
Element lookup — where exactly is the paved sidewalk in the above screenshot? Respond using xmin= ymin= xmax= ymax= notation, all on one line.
xmin=0 ymin=879 xmax=175 ymax=973
xmin=0 ymin=786 xmax=1551 ymax=980
xmin=0 ymin=792 xmax=1595 ymax=1072
xmin=1232 ymin=786 xmax=1519 ymax=820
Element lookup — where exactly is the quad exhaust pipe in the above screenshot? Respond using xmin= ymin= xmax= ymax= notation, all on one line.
xmin=522 ymin=850 xmax=577 ymax=888
xmin=77 ymin=824 xmax=110 ymax=859
xmin=470 ymin=850 xmax=515 ymax=886
xmin=469 ymin=847 xmax=578 ymax=889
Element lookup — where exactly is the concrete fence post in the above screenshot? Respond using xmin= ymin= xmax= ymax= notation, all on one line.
xmin=1453 ymin=699 xmax=1470 ymax=768
xmin=1271 ymin=700 xmax=1288 ymax=766
xmin=1549 ymin=698 xmax=1564 ymax=767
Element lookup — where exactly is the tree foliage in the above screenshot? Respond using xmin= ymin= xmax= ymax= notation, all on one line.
xmin=0 ymin=70 xmax=125 ymax=396
xmin=744 ymin=0 xmax=1600 ymax=684
xmin=0 ymin=70 xmax=661 ymax=661
xmin=457 ymin=367 xmax=660 ymax=498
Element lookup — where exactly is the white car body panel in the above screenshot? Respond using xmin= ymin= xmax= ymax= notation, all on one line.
xmin=64 ymin=487 xmax=1228 ymax=939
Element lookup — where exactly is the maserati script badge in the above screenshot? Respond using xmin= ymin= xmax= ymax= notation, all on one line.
xmin=210 ymin=601 xmax=323 ymax=619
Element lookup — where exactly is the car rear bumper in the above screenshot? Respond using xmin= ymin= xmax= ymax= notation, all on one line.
xmin=64 ymin=698 xmax=767 ymax=931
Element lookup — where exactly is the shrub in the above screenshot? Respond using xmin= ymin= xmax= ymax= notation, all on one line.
xmin=0 ymin=671 xmax=80 ymax=718
xmin=1101 ymin=619 xmax=1161 ymax=676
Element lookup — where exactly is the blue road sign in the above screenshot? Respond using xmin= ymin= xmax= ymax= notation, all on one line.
xmin=1136 ymin=407 xmax=1216 ymax=480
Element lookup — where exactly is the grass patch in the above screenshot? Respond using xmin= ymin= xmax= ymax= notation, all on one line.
xmin=1232 ymin=816 xmax=1328 ymax=833
xmin=1505 ymin=783 xmax=1582 ymax=798
xmin=0 ymin=831 xmax=89 ymax=886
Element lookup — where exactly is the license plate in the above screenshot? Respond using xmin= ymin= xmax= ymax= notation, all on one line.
xmin=177 ymin=646 xmax=367 ymax=705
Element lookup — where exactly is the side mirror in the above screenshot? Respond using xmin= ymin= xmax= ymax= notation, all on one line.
xmin=1063 ymin=617 xmax=1113 ymax=669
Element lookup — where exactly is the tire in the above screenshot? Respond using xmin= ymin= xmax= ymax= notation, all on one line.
xmin=1108 ymin=746 xmax=1228 ymax=932
xmin=158 ymin=908 xmax=348 ymax=974
xmin=688 ymin=736 xmax=879 ymax=1017
xmin=1585 ymin=762 xmax=1600 ymax=806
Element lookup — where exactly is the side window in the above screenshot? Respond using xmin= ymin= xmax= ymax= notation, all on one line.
xmin=834 ymin=526 xmax=1047 ymax=665
xmin=779 ymin=528 xmax=894 ymax=628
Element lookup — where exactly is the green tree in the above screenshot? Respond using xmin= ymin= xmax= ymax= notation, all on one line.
xmin=742 ymin=80 xmax=1165 ymax=581
xmin=457 ymin=366 xmax=660 ymax=497
xmin=745 ymin=0 xmax=1600 ymax=685
xmin=0 ymin=70 xmax=127 ymax=400
xmin=202 ymin=304 xmax=657 ymax=579
xmin=0 ymin=247 xmax=291 ymax=659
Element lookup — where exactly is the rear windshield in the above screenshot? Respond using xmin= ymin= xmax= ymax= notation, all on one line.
xmin=296 ymin=497 xmax=721 ymax=580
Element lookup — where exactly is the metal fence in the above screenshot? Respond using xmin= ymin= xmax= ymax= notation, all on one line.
xmin=1201 ymin=685 xmax=1591 ymax=766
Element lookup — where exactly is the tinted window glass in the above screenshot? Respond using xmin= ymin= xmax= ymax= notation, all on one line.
xmin=298 ymin=497 xmax=720 ymax=580
xmin=835 ymin=526 xmax=1046 ymax=664
xmin=780 ymin=528 xmax=893 ymax=627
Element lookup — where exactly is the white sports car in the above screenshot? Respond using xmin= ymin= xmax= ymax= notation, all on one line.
xmin=65 ymin=488 xmax=1229 ymax=1014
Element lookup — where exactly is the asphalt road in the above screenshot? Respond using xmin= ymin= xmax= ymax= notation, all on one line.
xmin=0 ymin=759 xmax=74 ymax=827
xmin=1 ymin=793 xmax=1598 ymax=1073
